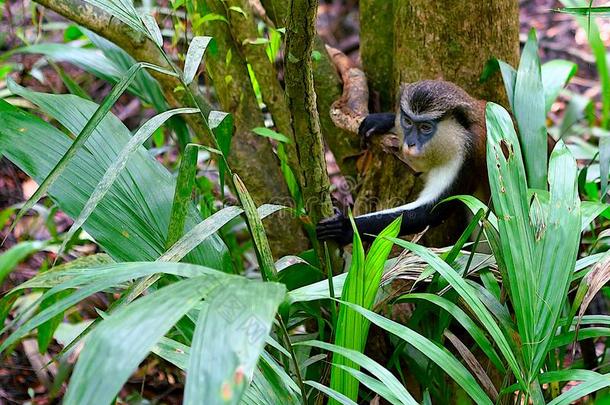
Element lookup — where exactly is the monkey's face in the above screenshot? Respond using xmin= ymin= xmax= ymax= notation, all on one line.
xmin=397 ymin=110 xmax=466 ymax=173
xmin=398 ymin=110 xmax=438 ymax=158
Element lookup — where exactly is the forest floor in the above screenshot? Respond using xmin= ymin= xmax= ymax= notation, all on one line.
xmin=0 ymin=0 xmax=608 ymax=403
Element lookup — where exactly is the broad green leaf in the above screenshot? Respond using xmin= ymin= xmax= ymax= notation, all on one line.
xmin=531 ymin=141 xmax=581 ymax=372
xmin=542 ymin=60 xmax=577 ymax=114
xmin=84 ymin=29 xmax=168 ymax=110
xmin=184 ymin=279 xmax=286 ymax=405
xmin=7 ymin=43 xmax=122 ymax=83
xmin=303 ymin=340 xmax=418 ymax=404
xmin=183 ymin=36 xmax=214 ymax=85
xmin=60 ymin=108 xmax=200 ymax=257
xmin=486 ymin=102 xmax=536 ymax=372
xmin=338 ymin=302 xmax=493 ymax=405
xmin=63 ymin=275 xmax=219 ymax=404
xmin=514 ymin=29 xmax=547 ymax=189
xmin=0 ymin=92 xmax=229 ymax=268
xmin=5 ymin=63 xmax=175 ymax=238
xmin=0 ymin=262 xmax=220 ymax=353
xmin=581 ymin=201 xmax=609 ymax=231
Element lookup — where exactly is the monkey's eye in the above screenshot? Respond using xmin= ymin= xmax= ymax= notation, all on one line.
xmin=419 ymin=122 xmax=434 ymax=134
xmin=402 ymin=116 xmax=413 ymax=127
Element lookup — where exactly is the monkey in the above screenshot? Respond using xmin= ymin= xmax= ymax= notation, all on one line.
xmin=316 ymin=80 xmax=489 ymax=246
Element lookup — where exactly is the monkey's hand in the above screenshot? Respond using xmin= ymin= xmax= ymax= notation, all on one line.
xmin=358 ymin=113 xmax=396 ymax=145
xmin=316 ymin=208 xmax=354 ymax=246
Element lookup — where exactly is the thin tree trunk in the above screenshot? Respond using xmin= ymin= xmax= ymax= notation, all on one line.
xmin=284 ymin=0 xmax=332 ymax=226
xmin=196 ymin=0 xmax=308 ymax=257
xmin=261 ymin=0 xmax=361 ymax=179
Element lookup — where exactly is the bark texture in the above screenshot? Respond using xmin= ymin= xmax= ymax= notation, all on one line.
xmin=224 ymin=0 xmax=302 ymax=184
xmin=357 ymin=0 xmax=519 ymax=246
xmin=393 ymin=1 xmax=520 ymax=105
xmin=197 ymin=0 xmax=308 ymax=256
xmin=283 ymin=0 xmax=332 ymax=226
xmin=261 ymin=0 xmax=361 ymax=179
xmin=359 ymin=0 xmax=394 ymax=111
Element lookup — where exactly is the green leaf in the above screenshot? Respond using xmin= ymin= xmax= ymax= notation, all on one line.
xmin=555 ymin=6 xmax=610 ymax=16
xmin=387 ymin=237 xmax=524 ymax=390
xmin=59 ymin=108 xmax=200 ymax=257
xmin=485 ymin=102 xmax=537 ymax=371
xmin=229 ymin=6 xmax=247 ymax=17
xmin=63 ymin=275 xmax=217 ymax=404
xmin=547 ymin=374 xmax=610 ymax=405
xmin=183 ymin=36 xmax=214 ymax=85
xmin=531 ymin=141 xmax=581 ymax=372
xmin=0 ymin=94 xmax=229 ymax=268
xmin=330 ymin=217 xmax=402 ymax=404
xmin=514 ymin=29 xmax=547 ymax=189
xmin=304 ymin=381 xmax=357 ymax=405
xmin=600 ymin=135 xmax=610 ymax=200
xmin=82 ymin=0 xmax=145 ymax=35
xmin=233 ymin=174 xmax=277 ymax=281
xmin=337 ymin=302 xmax=493 ymax=405
xmin=0 ymin=240 xmax=47 ymax=285
xmin=300 ymin=340 xmax=417 ymax=405
xmin=558 ymin=0 xmax=610 ymax=128
xmin=0 ymin=262 xmax=220 ymax=354
xmin=141 ymin=14 xmax=163 ymax=47
xmin=166 ymin=143 xmax=200 ymax=248
xmin=84 ymin=29 xmax=168 ymax=110
xmin=160 ymin=206 xmax=244 ymax=262
xmin=397 ymin=293 xmax=505 ymax=373
xmin=209 ymin=110 xmax=233 ymax=197
xmin=5 ymin=63 xmax=168 ymax=238
xmin=184 ymin=279 xmax=286 ymax=405
xmin=541 ymin=60 xmax=577 ymax=114
xmin=330 ymin=214 xmax=365 ymax=403
xmin=252 ymin=127 xmax=291 ymax=143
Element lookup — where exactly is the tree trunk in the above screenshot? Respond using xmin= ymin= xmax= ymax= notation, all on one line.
xmin=357 ymin=0 xmax=519 ymax=246
xmin=195 ymin=0 xmax=309 ymax=257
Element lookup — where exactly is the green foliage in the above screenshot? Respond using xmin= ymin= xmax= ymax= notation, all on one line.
xmin=1 ymin=4 xmax=609 ymax=405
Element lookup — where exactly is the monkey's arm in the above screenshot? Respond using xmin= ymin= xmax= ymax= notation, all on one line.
xmin=317 ymin=160 xmax=467 ymax=245
xmin=358 ymin=113 xmax=396 ymax=140
xmin=316 ymin=198 xmax=455 ymax=245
